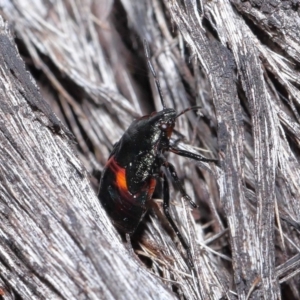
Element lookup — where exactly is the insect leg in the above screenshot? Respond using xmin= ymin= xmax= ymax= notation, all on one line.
xmin=161 ymin=158 xmax=197 ymax=208
xmin=170 ymin=146 xmax=218 ymax=163
xmin=162 ymin=172 xmax=195 ymax=270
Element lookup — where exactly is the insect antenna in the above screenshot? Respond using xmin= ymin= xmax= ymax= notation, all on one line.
xmin=175 ymin=106 xmax=202 ymax=119
xmin=143 ymin=39 xmax=166 ymax=109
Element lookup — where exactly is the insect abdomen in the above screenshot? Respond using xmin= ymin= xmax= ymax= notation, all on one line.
xmin=99 ymin=156 xmax=156 ymax=234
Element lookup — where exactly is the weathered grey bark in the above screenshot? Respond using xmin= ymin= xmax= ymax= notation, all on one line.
xmin=0 ymin=0 xmax=299 ymax=299
xmin=0 ymin=17 xmax=176 ymax=300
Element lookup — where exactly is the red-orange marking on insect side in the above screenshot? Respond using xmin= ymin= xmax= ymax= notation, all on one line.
xmin=106 ymin=156 xmax=129 ymax=192
xmin=116 ymin=167 xmax=128 ymax=191
xmin=166 ymin=126 xmax=174 ymax=139
xmin=147 ymin=178 xmax=156 ymax=200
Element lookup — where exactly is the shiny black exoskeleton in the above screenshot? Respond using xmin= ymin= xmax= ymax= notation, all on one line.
xmin=99 ymin=40 xmax=217 ymax=269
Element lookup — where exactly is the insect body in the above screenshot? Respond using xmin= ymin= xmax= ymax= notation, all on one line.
xmin=99 ymin=109 xmax=176 ymax=233
xmin=99 ymin=40 xmax=217 ymax=269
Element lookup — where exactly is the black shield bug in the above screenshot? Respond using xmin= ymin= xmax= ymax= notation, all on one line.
xmin=98 ymin=40 xmax=217 ymax=270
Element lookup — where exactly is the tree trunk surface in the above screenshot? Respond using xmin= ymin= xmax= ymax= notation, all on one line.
xmin=0 ymin=0 xmax=299 ymax=299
